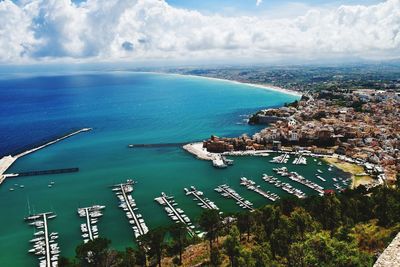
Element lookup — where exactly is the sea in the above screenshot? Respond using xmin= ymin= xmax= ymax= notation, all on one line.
xmin=0 ymin=71 xmax=346 ymax=266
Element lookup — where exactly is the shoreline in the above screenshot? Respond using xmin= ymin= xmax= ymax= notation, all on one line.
xmin=122 ymin=71 xmax=302 ymax=98
xmin=167 ymin=73 xmax=303 ymax=97
xmin=322 ymin=156 xmax=374 ymax=189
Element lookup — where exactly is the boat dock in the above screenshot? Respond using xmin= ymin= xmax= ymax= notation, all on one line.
xmin=0 ymin=128 xmax=91 ymax=185
xmin=240 ymin=177 xmax=280 ymax=202
xmin=292 ymin=152 xmax=307 ymax=165
xmin=112 ymin=180 xmax=149 ymax=239
xmin=270 ymin=153 xmax=290 ymax=164
xmin=262 ymin=174 xmax=306 ymax=198
xmin=184 ymin=186 xmax=220 ymax=211
xmin=155 ymin=192 xmax=196 ymax=236
xmin=77 ymin=205 xmax=105 ymax=243
xmin=214 ymin=184 xmax=254 ymax=211
xmin=274 ymin=167 xmax=325 ymax=195
xmin=25 ymin=212 xmax=59 ymax=267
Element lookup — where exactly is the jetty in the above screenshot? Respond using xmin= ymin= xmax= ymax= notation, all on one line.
xmin=155 ymin=192 xmax=196 ymax=236
xmin=273 ymin=167 xmax=324 ymax=196
xmin=0 ymin=128 xmax=91 ymax=185
xmin=184 ymin=186 xmax=220 ymax=211
xmin=292 ymin=152 xmax=307 ymax=165
xmin=77 ymin=205 xmax=105 ymax=243
xmin=270 ymin=153 xmax=290 ymax=164
xmin=112 ymin=180 xmax=149 ymax=240
xmin=214 ymin=184 xmax=254 ymax=211
xmin=25 ymin=212 xmax=59 ymax=267
xmin=240 ymin=177 xmax=280 ymax=202
xmin=262 ymin=174 xmax=306 ymax=198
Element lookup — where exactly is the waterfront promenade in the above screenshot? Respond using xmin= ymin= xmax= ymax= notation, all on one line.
xmin=0 ymin=128 xmax=91 ymax=185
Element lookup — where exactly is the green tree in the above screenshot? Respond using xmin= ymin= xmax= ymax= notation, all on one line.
xmin=116 ymin=247 xmax=136 ymax=267
xmin=75 ymin=238 xmax=111 ymax=267
xmin=140 ymin=227 xmax=166 ymax=267
xmin=289 ymin=231 xmax=373 ymax=267
xmin=199 ymin=209 xmax=221 ymax=252
xmin=223 ymin=226 xmax=241 ymax=267
xmin=210 ymin=247 xmax=222 ymax=267
xmin=251 ymin=242 xmax=274 ymax=267
xmin=169 ymin=222 xmax=188 ymax=265
xmin=289 ymin=207 xmax=318 ymax=242
xmin=236 ymin=212 xmax=254 ymax=241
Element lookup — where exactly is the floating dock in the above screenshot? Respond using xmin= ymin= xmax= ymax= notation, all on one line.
xmin=0 ymin=128 xmax=91 ymax=185
xmin=214 ymin=184 xmax=254 ymax=211
xmin=25 ymin=212 xmax=59 ymax=267
xmin=273 ymin=167 xmax=324 ymax=195
xmin=77 ymin=205 xmax=105 ymax=243
xmin=112 ymin=180 xmax=149 ymax=240
xmin=184 ymin=186 xmax=220 ymax=211
xmin=270 ymin=153 xmax=290 ymax=164
xmin=240 ymin=177 xmax=280 ymax=202
xmin=262 ymin=174 xmax=306 ymax=199
xmin=292 ymin=152 xmax=307 ymax=165
xmin=155 ymin=192 xmax=196 ymax=236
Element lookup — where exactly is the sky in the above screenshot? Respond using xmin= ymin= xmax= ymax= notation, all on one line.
xmin=0 ymin=0 xmax=399 ymax=64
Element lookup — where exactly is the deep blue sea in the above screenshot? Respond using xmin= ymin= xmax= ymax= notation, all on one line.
xmin=0 ymin=71 xmax=341 ymax=266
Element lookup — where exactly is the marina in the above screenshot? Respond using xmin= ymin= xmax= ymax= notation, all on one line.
xmin=214 ymin=184 xmax=254 ymax=211
xmin=155 ymin=192 xmax=196 ymax=236
xmin=262 ymin=174 xmax=306 ymax=198
xmin=112 ymin=180 xmax=149 ymax=240
xmin=274 ymin=167 xmax=325 ymax=195
xmin=25 ymin=212 xmax=59 ymax=267
xmin=240 ymin=177 xmax=280 ymax=202
xmin=184 ymin=186 xmax=220 ymax=211
xmin=77 ymin=205 xmax=105 ymax=243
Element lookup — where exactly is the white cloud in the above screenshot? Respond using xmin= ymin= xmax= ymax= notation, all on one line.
xmin=0 ymin=0 xmax=399 ymax=63
xmin=256 ymin=0 xmax=263 ymax=7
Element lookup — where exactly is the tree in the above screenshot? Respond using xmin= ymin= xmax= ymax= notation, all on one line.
xmin=223 ymin=226 xmax=241 ymax=267
xmin=140 ymin=227 xmax=166 ymax=267
xmin=75 ymin=238 xmax=111 ymax=267
xmin=210 ymin=247 xmax=222 ymax=267
xmin=116 ymin=247 xmax=136 ymax=267
xmin=289 ymin=207 xmax=318 ymax=242
xmin=236 ymin=212 xmax=254 ymax=241
xmin=199 ymin=209 xmax=221 ymax=252
xmin=251 ymin=242 xmax=274 ymax=267
xmin=169 ymin=222 xmax=188 ymax=265
xmin=289 ymin=231 xmax=373 ymax=267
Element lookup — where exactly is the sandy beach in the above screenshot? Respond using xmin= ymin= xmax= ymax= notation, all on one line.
xmin=128 ymin=71 xmax=302 ymax=97
xmin=170 ymin=73 xmax=303 ymax=97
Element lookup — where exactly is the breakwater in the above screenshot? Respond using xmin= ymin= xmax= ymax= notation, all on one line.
xmin=0 ymin=128 xmax=91 ymax=185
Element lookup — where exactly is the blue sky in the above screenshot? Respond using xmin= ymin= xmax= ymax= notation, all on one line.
xmin=164 ymin=0 xmax=382 ymax=16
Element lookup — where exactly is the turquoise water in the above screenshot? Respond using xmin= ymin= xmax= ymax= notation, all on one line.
xmin=0 ymin=72 xmax=345 ymax=266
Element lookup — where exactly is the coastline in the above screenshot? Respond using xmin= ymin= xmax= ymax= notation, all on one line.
xmin=322 ymin=157 xmax=373 ymax=189
xmin=168 ymin=73 xmax=303 ymax=97
xmin=125 ymin=71 xmax=302 ymax=98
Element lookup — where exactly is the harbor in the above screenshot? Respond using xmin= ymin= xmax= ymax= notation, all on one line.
xmin=77 ymin=205 xmax=105 ymax=243
xmin=240 ymin=177 xmax=280 ymax=202
xmin=214 ymin=184 xmax=254 ymax=211
xmin=112 ymin=180 xmax=149 ymax=240
xmin=155 ymin=192 xmax=196 ymax=236
xmin=25 ymin=212 xmax=59 ymax=267
xmin=262 ymin=174 xmax=306 ymax=198
xmin=184 ymin=186 xmax=220 ymax=211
